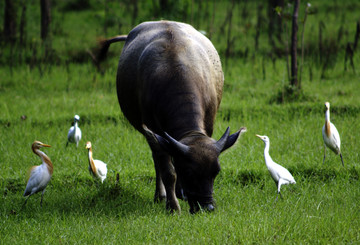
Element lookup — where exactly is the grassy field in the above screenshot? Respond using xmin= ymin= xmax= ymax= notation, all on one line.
xmin=1 ymin=0 xmax=360 ymax=244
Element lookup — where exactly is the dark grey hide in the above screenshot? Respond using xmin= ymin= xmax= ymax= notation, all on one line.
xmin=115 ymin=21 xmax=245 ymax=213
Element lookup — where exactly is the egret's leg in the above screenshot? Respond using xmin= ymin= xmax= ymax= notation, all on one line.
xmin=340 ymin=153 xmax=344 ymax=167
xmin=323 ymin=146 xmax=326 ymax=164
xmin=40 ymin=190 xmax=46 ymax=207
xmin=275 ymin=192 xmax=280 ymax=203
xmin=275 ymin=182 xmax=281 ymax=202
xmin=276 ymin=180 xmax=284 ymax=200
xmin=21 ymin=195 xmax=31 ymax=209
xmin=66 ymin=141 xmax=69 ymax=147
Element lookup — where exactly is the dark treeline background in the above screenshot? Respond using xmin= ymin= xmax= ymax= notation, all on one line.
xmin=1 ymin=0 xmax=359 ymax=82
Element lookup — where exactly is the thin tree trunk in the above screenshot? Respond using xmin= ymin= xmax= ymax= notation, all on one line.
xmin=4 ymin=0 xmax=17 ymax=43
xmin=344 ymin=21 xmax=360 ymax=73
xmin=40 ymin=0 xmax=51 ymax=41
xmin=131 ymin=0 xmax=138 ymax=26
xmin=267 ymin=0 xmax=284 ymax=49
xmin=353 ymin=21 xmax=360 ymax=52
xmin=299 ymin=2 xmax=310 ymax=88
xmin=318 ymin=21 xmax=324 ymax=64
xmin=103 ymin=0 xmax=108 ymax=35
xmin=255 ymin=4 xmax=263 ymax=52
xmin=208 ymin=0 xmax=215 ymax=40
xmin=159 ymin=0 xmax=168 ymax=12
xmin=19 ymin=1 xmax=27 ymax=46
xmin=225 ymin=0 xmax=235 ymax=67
xmin=283 ymin=19 xmax=290 ymax=82
xmin=290 ymin=0 xmax=299 ymax=87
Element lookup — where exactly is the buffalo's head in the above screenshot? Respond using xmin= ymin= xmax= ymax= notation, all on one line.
xmin=152 ymin=126 xmax=246 ymax=213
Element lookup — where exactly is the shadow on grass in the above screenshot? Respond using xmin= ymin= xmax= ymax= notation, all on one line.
xmin=4 ymin=166 xmax=359 ymax=217
xmin=219 ymin=166 xmax=359 ymax=186
xmin=218 ymin=169 xmax=264 ymax=187
xmin=3 ymin=173 xmax=165 ymax=218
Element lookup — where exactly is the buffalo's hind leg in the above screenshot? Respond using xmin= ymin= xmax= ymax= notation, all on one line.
xmin=175 ymin=179 xmax=186 ymax=200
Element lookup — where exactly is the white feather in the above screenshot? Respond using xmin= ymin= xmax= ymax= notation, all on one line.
xmin=256 ymin=135 xmax=296 ymax=198
xmin=322 ymin=102 xmax=343 ymax=166
xmin=23 ymin=141 xmax=53 ymax=207
xmin=24 ymin=164 xmax=51 ymax=196
xmin=89 ymin=159 xmax=108 ymax=183
xmin=67 ymin=115 xmax=82 ymax=147
xmin=86 ymin=141 xmax=108 ymax=183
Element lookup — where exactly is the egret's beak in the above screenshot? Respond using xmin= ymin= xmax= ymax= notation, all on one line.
xmin=41 ymin=144 xmax=51 ymax=147
xmin=255 ymin=134 xmax=262 ymax=139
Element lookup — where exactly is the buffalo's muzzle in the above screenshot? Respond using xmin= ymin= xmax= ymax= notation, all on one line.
xmin=189 ymin=201 xmax=215 ymax=214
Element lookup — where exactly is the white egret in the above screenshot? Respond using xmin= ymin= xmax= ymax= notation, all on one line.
xmin=67 ymin=115 xmax=82 ymax=147
xmin=256 ymin=135 xmax=296 ymax=201
xmin=86 ymin=141 xmax=107 ymax=183
xmin=322 ymin=102 xmax=344 ymax=166
xmin=23 ymin=141 xmax=53 ymax=207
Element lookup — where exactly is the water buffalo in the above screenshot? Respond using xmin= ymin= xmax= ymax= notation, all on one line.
xmin=100 ymin=20 xmax=246 ymax=213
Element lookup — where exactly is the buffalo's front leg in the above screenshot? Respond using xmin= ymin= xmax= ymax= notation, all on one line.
xmin=152 ymin=151 xmax=180 ymax=212
xmin=153 ymin=158 xmax=166 ymax=203
xmin=143 ymin=126 xmax=180 ymax=212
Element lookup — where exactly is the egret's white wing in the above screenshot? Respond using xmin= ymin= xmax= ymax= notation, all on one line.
xmin=273 ymin=162 xmax=295 ymax=183
xmin=94 ymin=160 xmax=107 ymax=177
xmin=24 ymin=165 xmax=51 ymax=196
xmin=330 ymin=123 xmax=341 ymax=149
xmin=67 ymin=126 xmax=75 ymax=142
xmin=75 ymin=127 xmax=82 ymax=142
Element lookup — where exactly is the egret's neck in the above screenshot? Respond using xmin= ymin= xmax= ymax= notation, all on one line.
xmin=263 ymin=142 xmax=273 ymax=166
xmin=324 ymin=109 xmax=331 ymax=137
xmin=88 ymin=148 xmax=96 ymax=173
xmin=325 ymin=109 xmax=330 ymax=123
xmin=74 ymin=121 xmax=78 ymax=131
xmin=34 ymin=149 xmax=53 ymax=175
xmin=88 ymin=148 xmax=93 ymax=162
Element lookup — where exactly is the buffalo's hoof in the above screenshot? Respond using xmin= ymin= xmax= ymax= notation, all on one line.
xmin=204 ymin=203 xmax=215 ymax=212
xmin=154 ymin=194 xmax=166 ymax=203
xmin=166 ymin=201 xmax=181 ymax=214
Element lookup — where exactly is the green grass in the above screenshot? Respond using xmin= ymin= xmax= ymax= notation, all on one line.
xmin=1 ymin=0 xmax=360 ymax=244
xmin=1 ymin=59 xmax=359 ymax=243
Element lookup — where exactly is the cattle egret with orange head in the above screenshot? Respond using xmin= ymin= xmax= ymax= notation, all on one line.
xmin=256 ymin=135 xmax=296 ymax=201
xmin=23 ymin=141 xmax=53 ymax=207
xmin=322 ymin=102 xmax=344 ymax=166
xmin=86 ymin=141 xmax=107 ymax=183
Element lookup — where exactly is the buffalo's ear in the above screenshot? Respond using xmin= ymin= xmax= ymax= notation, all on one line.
xmin=217 ymin=127 xmax=247 ymax=152
xmin=215 ymin=127 xmax=230 ymax=152
xmin=142 ymin=124 xmax=167 ymax=152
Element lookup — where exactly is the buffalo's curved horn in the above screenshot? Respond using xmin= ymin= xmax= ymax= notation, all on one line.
xmin=216 ymin=127 xmax=230 ymax=152
xmin=164 ymin=132 xmax=190 ymax=155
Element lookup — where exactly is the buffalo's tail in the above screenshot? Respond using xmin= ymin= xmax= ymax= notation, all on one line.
xmin=96 ymin=35 xmax=127 ymax=63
